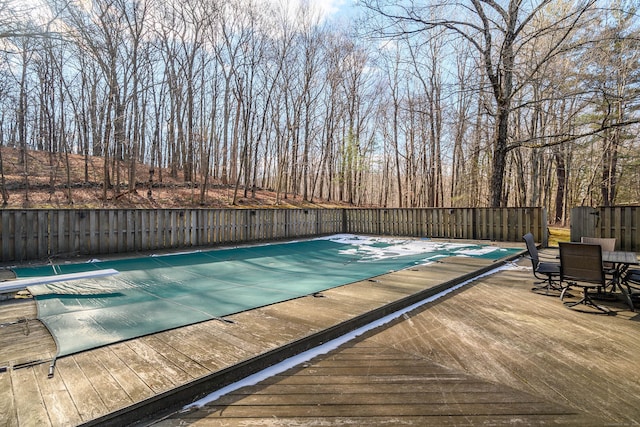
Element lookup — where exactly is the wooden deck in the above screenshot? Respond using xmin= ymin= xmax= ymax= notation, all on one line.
xmin=2 ymin=244 xmax=640 ymax=426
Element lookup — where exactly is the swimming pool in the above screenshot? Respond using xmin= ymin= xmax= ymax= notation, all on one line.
xmin=15 ymin=235 xmax=521 ymax=357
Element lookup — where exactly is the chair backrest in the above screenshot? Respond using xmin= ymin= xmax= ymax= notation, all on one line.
xmin=522 ymin=233 xmax=539 ymax=269
xmin=559 ymin=242 xmax=605 ymax=285
xmin=581 ymin=237 xmax=616 ymax=268
xmin=580 ymin=237 xmax=616 ymax=252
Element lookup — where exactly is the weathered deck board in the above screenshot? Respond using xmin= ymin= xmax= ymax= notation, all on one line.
xmin=222 ymin=310 xmax=315 ymax=348
xmin=106 ymin=342 xmax=180 ymax=394
xmin=160 ymin=415 xmax=596 ymax=427
xmin=137 ymin=335 xmax=210 ymax=379
xmin=71 ymin=351 xmax=134 ymax=412
xmin=90 ymin=347 xmax=155 ymax=403
xmin=11 ymin=366 xmax=52 ymax=427
xmin=124 ymin=340 xmax=195 ymax=385
xmin=33 ymin=362 xmax=83 ymax=427
xmin=0 ymin=366 xmax=18 ymax=427
xmin=174 ymin=403 xmax=578 ymax=418
xmin=327 ymin=281 xmax=419 ymax=304
xmin=0 ymin=298 xmax=35 ymax=323
xmin=149 ymin=326 xmax=235 ymax=372
xmin=55 ymin=356 xmax=109 ymax=422
xmin=259 ymin=297 xmax=358 ymax=328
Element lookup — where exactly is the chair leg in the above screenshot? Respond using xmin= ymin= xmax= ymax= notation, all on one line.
xmin=563 ymin=287 xmax=610 ymax=313
xmin=621 ymin=283 xmax=636 ymax=312
xmin=531 ymin=276 xmax=562 ymax=294
xmin=622 ymin=288 xmax=635 ymax=312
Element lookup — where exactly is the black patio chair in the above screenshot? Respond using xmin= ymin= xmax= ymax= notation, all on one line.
xmin=523 ymin=233 xmax=561 ymax=294
xmin=623 ymin=269 xmax=640 ymax=311
xmin=581 ymin=237 xmax=617 ymax=291
xmin=559 ymin=242 xmax=610 ymax=314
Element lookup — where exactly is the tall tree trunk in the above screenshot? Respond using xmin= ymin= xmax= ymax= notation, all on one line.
xmin=0 ymin=118 xmax=9 ymax=206
xmin=490 ymin=104 xmax=510 ymax=207
xmin=553 ymin=147 xmax=566 ymax=223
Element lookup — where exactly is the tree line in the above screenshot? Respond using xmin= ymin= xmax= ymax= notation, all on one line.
xmin=0 ymin=0 xmax=638 ymax=222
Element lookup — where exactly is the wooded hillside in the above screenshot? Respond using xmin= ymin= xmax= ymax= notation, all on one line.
xmin=1 ymin=0 xmax=639 ymax=219
xmin=0 ymin=147 xmax=340 ymax=209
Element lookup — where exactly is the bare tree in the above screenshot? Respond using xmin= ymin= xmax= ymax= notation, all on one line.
xmin=361 ymin=0 xmax=602 ymax=207
xmin=56 ymin=0 xmax=132 ymax=202
xmin=582 ymin=4 xmax=640 ymax=206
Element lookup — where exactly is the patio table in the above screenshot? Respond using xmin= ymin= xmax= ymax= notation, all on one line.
xmin=602 ymin=250 xmax=639 ymax=310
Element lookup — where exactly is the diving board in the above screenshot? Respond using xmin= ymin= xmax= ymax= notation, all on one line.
xmin=0 ymin=269 xmax=119 ymax=294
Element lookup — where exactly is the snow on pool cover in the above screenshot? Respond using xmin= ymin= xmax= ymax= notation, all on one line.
xmin=14 ymin=234 xmax=520 ymax=357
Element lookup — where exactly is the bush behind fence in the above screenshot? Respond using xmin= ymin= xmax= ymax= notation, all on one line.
xmin=0 ymin=207 xmax=546 ymax=263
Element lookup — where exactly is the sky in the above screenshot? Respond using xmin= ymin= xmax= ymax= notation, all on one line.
xmin=315 ymin=0 xmax=353 ymax=16
xmin=296 ymin=0 xmax=359 ymax=21
xmin=12 ymin=0 xmax=359 ymax=22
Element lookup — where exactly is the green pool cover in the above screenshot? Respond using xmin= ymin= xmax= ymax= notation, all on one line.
xmin=14 ymin=235 xmax=520 ymax=357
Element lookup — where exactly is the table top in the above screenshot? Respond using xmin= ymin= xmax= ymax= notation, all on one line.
xmin=603 ymin=251 xmax=639 ymax=264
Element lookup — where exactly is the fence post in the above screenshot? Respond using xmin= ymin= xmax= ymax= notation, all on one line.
xmin=342 ymin=209 xmax=348 ymax=233
xmin=541 ymin=209 xmax=549 ymax=247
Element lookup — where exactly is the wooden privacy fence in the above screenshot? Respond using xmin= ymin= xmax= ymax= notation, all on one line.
xmin=345 ymin=207 xmax=546 ymax=244
xmin=571 ymin=206 xmax=640 ymax=252
xmin=0 ymin=207 xmax=546 ymax=263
